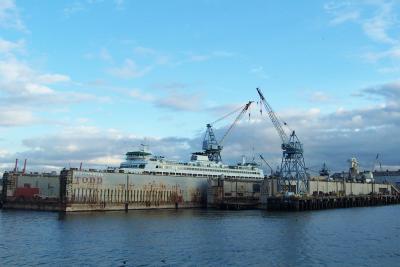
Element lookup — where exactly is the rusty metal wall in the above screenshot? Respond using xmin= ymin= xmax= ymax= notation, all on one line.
xmin=207 ymin=177 xmax=262 ymax=208
xmin=65 ymin=170 xmax=209 ymax=211
xmin=1 ymin=172 xmax=59 ymax=199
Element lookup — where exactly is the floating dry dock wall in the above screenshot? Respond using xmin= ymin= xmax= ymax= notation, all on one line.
xmin=2 ymin=169 xmax=261 ymax=211
xmin=2 ymin=170 xmax=399 ymax=211
xmin=207 ymin=177 xmax=261 ymax=209
xmin=1 ymin=169 xmax=261 ymax=211
xmin=261 ymin=178 xmax=395 ymax=198
xmin=60 ymin=169 xmax=209 ymax=211
xmin=1 ymin=169 xmax=209 ymax=211
xmin=1 ymin=171 xmax=60 ymax=211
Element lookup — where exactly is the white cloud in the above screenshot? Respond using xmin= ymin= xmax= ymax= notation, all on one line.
xmin=325 ymin=1 xmax=400 ymax=64
xmin=84 ymin=47 xmax=113 ymax=62
xmin=156 ymin=92 xmax=202 ymax=111
xmin=129 ymin=88 xmax=155 ymax=101
xmin=0 ymin=3 xmax=110 ymax=138
xmin=184 ymin=50 xmax=234 ymax=63
xmin=212 ymin=51 xmax=234 ymax=57
xmin=0 ymin=0 xmax=25 ymax=31
xmin=127 ymin=87 xmax=203 ymax=112
xmin=99 ymin=48 xmax=112 ymax=62
xmin=15 ymin=127 xmax=194 ymax=170
xmin=0 ymin=38 xmax=24 ymax=54
xmin=362 ymin=46 xmax=400 ymax=62
xmin=330 ymin=11 xmax=359 ymax=25
xmin=0 ymin=108 xmax=36 ymax=126
xmin=76 ymin=117 xmax=90 ymax=124
xmin=63 ymin=1 xmax=85 ymax=17
xmin=188 ymin=54 xmax=210 ymax=62
xmin=309 ymin=91 xmax=332 ymax=102
xmin=377 ymin=66 xmax=400 ymax=73
xmin=24 ymin=83 xmax=54 ymax=95
xmin=0 ymin=41 xmax=107 ymax=124
xmin=133 ymin=46 xmax=157 ymax=56
xmin=132 ymin=45 xmax=171 ymax=65
xmin=87 ymin=155 xmax=123 ymax=165
xmin=0 ymin=57 xmax=66 ymax=96
xmin=37 ymin=74 xmax=71 ymax=84
xmin=361 ymin=2 xmax=396 ymax=45
xmin=0 ymin=57 xmax=32 ymax=87
xmin=249 ymin=66 xmax=269 ymax=79
xmin=108 ymin=59 xmax=152 ymax=79
xmin=114 ymin=0 xmax=124 ymax=10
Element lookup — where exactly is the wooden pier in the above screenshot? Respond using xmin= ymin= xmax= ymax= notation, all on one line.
xmin=266 ymin=194 xmax=400 ymax=211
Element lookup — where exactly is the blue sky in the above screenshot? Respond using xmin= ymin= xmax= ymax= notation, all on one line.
xmin=1 ymin=0 xmax=400 ymax=172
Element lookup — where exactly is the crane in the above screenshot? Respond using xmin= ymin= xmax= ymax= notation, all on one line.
xmin=259 ymin=154 xmax=273 ymax=175
xmin=319 ymin=163 xmax=330 ymax=177
xmin=372 ymin=153 xmax=382 ymax=172
xmin=256 ymin=88 xmax=308 ymax=195
xmin=203 ymin=101 xmax=253 ymax=162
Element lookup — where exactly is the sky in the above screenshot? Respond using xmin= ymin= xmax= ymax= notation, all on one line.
xmin=0 ymin=0 xmax=400 ymax=174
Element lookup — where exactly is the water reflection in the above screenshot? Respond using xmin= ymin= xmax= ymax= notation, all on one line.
xmin=1 ymin=207 xmax=400 ymax=266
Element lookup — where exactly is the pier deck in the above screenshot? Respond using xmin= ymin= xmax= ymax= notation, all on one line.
xmin=266 ymin=194 xmax=400 ymax=211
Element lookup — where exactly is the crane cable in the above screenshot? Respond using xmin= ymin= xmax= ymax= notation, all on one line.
xmin=210 ymin=103 xmax=249 ymax=126
xmin=219 ymin=101 xmax=253 ymax=145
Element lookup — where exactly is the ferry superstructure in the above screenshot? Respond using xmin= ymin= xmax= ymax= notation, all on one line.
xmin=119 ymin=149 xmax=264 ymax=180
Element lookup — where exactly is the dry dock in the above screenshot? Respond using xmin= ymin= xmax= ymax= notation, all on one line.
xmin=2 ymin=169 xmax=400 ymax=212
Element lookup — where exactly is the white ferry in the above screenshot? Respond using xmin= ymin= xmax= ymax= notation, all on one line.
xmin=119 ymin=147 xmax=265 ymax=180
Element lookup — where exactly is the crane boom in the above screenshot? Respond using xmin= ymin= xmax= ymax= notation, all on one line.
xmin=203 ymin=101 xmax=253 ymax=163
xmin=259 ymin=154 xmax=273 ymax=174
xmin=219 ymin=101 xmax=253 ymax=145
xmin=256 ymin=88 xmax=288 ymax=144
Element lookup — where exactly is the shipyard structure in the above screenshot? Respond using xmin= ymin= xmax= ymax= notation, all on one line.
xmin=1 ymin=101 xmax=265 ymax=211
xmin=1 ymin=155 xmax=399 ymax=212
xmin=1 ymin=89 xmax=399 ymax=211
xmin=1 ymin=147 xmax=264 ymax=211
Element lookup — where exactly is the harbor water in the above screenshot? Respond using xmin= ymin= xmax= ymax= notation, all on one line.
xmin=1 ymin=206 xmax=399 ymax=266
